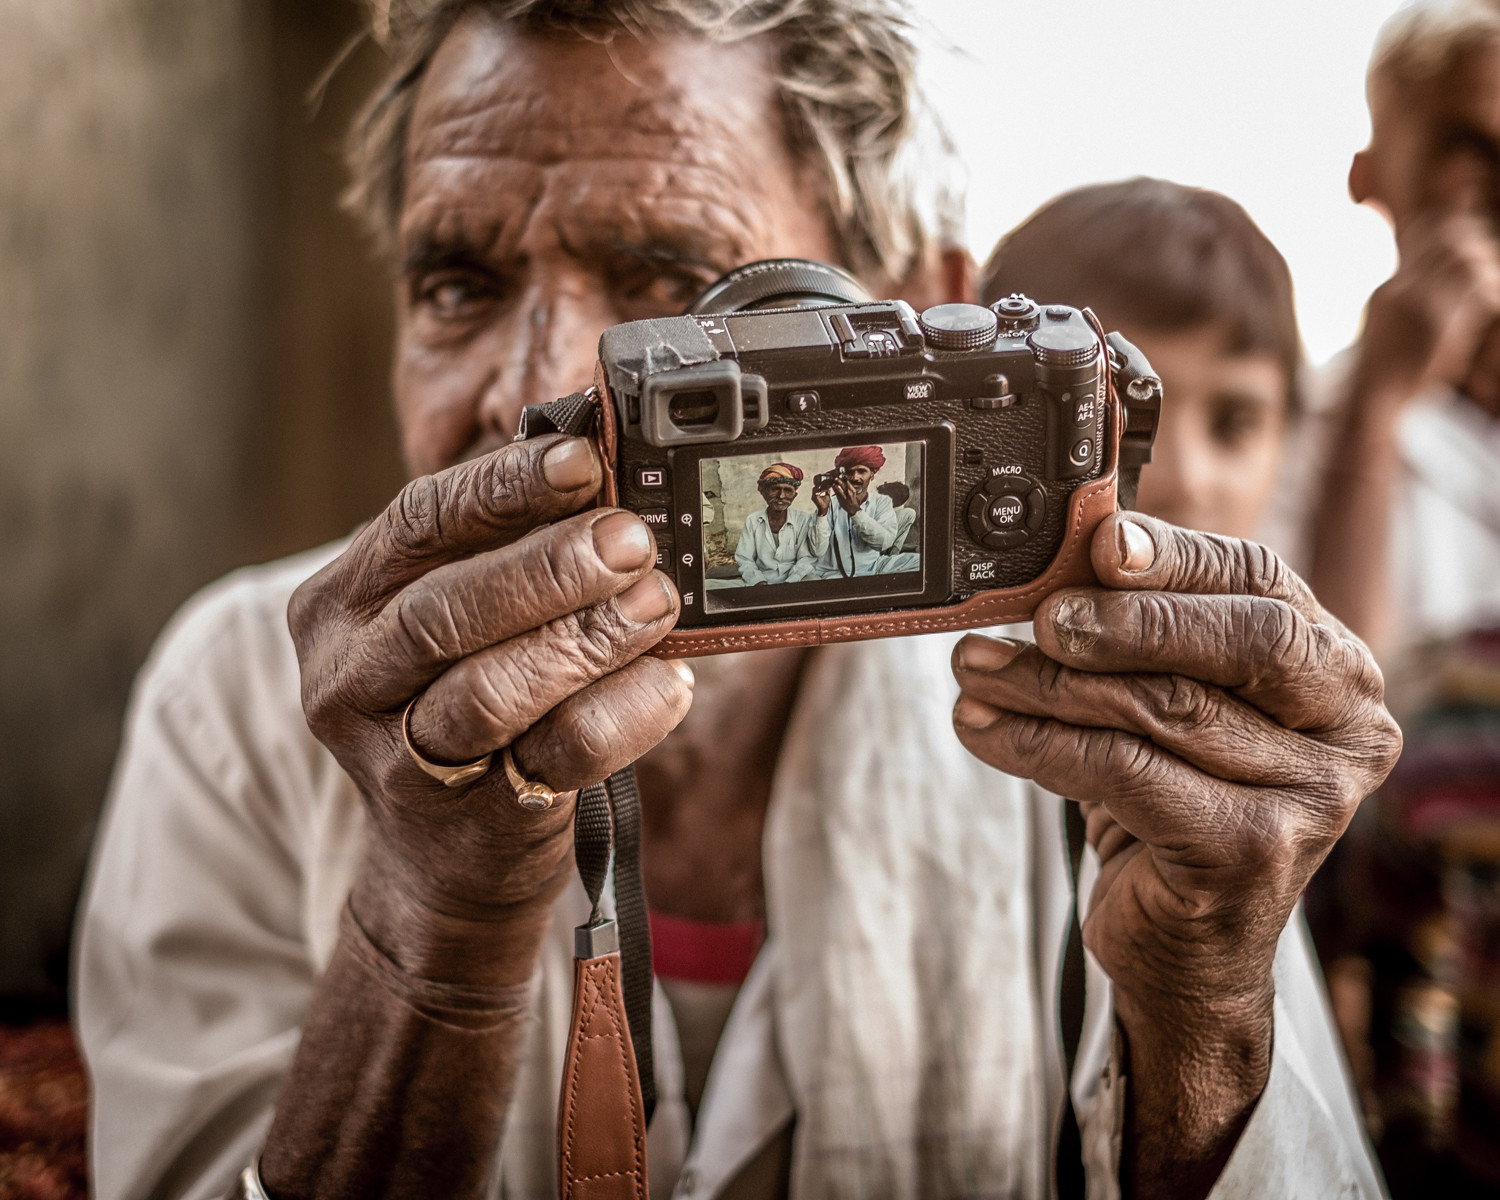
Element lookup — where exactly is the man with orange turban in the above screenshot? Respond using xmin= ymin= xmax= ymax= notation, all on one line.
xmin=733 ymin=462 xmax=818 ymax=586
xmin=810 ymin=445 xmax=919 ymax=577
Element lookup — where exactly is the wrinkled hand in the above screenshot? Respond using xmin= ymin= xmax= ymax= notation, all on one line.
xmin=1361 ymin=202 xmax=1500 ymax=405
xmin=812 ymin=488 xmax=831 ymax=516
xmin=952 ymin=513 xmax=1401 ymax=1024
xmin=288 ymin=435 xmax=691 ymax=926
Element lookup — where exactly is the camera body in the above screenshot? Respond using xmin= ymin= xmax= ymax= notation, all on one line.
xmin=520 ymin=260 xmax=1160 ymax=657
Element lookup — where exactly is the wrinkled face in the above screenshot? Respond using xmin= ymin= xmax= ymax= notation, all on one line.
xmin=1126 ymin=323 xmax=1289 ymax=540
xmin=844 ymin=464 xmax=874 ymax=500
xmin=1364 ymin=43 xmax=1500 ymax=231
xmin=394 ymin=18 xmax=839 ymax=476
xmin=759 ymin=481 xmax=798 ymax=512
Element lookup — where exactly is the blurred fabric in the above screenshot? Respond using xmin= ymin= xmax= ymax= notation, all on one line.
xmin=0 ymin=1019 xmax=87 ymax=1200
xmin=1308 ymin=628 xmax=1500 ymax=1196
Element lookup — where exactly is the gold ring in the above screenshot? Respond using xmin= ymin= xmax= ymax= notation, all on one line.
xmin=401 ymin=697 xmax=493 ymax=789
xmin=503 ymin=746 xmax=557 ymax=811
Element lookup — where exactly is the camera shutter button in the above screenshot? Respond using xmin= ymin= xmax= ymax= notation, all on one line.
xmin=919 ymin=303 xmax=999 ymax=352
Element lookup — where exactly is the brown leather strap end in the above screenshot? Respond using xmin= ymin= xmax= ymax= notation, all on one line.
xmin=558 ymin=951 xmax=649 ymax=1199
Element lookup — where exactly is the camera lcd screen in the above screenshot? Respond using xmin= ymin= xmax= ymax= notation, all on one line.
xmin=697 ymin=439 xmax=926 ymax=614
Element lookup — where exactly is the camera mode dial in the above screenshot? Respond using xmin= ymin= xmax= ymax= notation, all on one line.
xmin=965 ymin=472 xmax=1046 ymax=550
xmin=918 ymin=303 xmax=999 ymax=352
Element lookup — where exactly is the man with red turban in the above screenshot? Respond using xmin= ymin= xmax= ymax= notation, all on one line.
xmin=733 ymin=461 xmax=818 ymax=586
xmin=810 ymin=445 xmax=920 ymax=577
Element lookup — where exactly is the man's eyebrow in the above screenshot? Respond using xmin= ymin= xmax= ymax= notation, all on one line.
xmin=559 ymin=221 xmax=739 ymax=275
xmin=401 ymin=235 xmax=496 ymax=278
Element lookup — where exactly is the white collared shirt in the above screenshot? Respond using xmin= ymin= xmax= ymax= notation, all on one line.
xmin=733 ymin=507 xmax=817 ymax=586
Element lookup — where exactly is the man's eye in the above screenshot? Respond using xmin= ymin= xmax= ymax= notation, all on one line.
xmin=414 ymin=271 xmax=502 ymax=320
xmin=612 ymin=264 xmax=717 ymax=319
xmin=1209 ymin=400 xmax=1268 ymax=447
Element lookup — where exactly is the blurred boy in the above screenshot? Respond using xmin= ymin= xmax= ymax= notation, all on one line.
xmin=980 ymin=177 xmax=1299 ymax=543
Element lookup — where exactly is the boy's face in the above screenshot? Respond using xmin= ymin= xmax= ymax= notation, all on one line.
xmin=1359 ymin=43 xmax=1500 ymax=230
xmin=1124 ymin=323 xmax=1289 ymax=541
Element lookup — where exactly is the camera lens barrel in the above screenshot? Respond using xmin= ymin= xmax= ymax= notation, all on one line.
xmin=689 ymin=259 xmax=872 ymax=315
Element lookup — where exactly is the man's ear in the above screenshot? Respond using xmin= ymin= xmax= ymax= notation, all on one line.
xmin=892 ymin=244 xmax=978 ymax=309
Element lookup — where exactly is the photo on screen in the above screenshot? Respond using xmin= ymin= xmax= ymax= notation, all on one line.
xmin=697 ymin=441 xmax=924 ymax=601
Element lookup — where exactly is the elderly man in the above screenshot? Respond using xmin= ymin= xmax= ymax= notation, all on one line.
xmin=733 ymin=464 xmax=817 ymax=586
xmin=808 ymin=445 xmax=919 ymax=577
xmin=76 ymin=2 xmax=1397 ymax=1198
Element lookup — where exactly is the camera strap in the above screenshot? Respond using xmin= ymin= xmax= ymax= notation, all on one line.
xmin=516 ymin=393 xmax=656 ymax=1197
xmin=1055 ymin=798 xmax=1088 ymax=1200
xmin=558 ymin=766 xmax=655 ymax=1200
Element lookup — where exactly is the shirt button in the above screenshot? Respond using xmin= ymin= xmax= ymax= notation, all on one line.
xmin=678 ymin=1168 xmax=699 ymax=1195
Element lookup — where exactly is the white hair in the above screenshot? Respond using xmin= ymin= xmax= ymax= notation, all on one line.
xmin=347 ymin=0 xmax=961 ymax=286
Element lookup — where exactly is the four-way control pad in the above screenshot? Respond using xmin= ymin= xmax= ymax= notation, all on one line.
xmin=965 ymin=473 xmax=1047 ymax=551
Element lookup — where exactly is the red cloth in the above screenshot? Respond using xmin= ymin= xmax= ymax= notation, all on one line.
xmin=0 ymin=1018 xmax=89 ymax=1200
xmin=834 ymin=445 xmax=885 ymax=472
xmin=649 ymin=911 xmax=765 ymax=985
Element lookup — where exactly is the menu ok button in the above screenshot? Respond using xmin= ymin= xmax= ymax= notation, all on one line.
xmin=989 ymin=495 xmax=1024 ymax=528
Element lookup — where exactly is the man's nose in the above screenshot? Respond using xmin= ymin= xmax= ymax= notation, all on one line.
xmin=478 ymin=274 xmax=610 ymax=440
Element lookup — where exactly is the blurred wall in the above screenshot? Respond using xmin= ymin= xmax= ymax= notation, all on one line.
xmin=0 ymin=0 xmax=402 ymax=1002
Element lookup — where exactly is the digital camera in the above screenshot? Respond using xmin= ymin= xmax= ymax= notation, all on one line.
xmin=519 ymin=259 xmax=1161 ymax=657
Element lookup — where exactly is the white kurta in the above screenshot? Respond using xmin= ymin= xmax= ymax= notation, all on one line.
xmin=733 ymin=507 xmax=817 ymax=585
xmin=75 ymin=543 xmax=1385 ymax=1200
xmin=808 ymin=492 xmax=901 ymax=577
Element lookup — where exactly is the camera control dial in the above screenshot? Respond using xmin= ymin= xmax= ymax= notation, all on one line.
xmin=919 ymin=303 xmax=999 ymax=352
xmin=965 ymin=473 xmax=1046 ymax=550
xmin=1029 ymin=320 xmax=1098 ymax=368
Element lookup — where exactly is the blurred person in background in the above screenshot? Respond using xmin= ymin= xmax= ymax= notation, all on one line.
xmin=72 ymin=3 xmax=1397 ymax=1198
xmin=1292 ymin=3 xmax=1500 ymax=1192
xmin=1297 ymin=0 xmax=1500 ymax=660
xmin=979 ymin=177 xmax=1300 ymax=546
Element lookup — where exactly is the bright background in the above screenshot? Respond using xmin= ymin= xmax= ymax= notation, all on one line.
xmin=916 ymin=0 xmax=1411 ymax=366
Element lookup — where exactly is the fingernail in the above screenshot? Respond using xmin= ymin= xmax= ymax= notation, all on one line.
xmin=1052 ymin=594 xmax=1102 ymax=655
xmin=593 ymin=512 xmax=653 ymax=572
xmin=542 ymin=438 xmax=597 ymax=491
xmin=957 ymin=635 xmax=1026 ymax=672
xmin=617 ymin=573 xmax=674 ymax=624
xmin=1116 ymin=515 xmax=1156 ymax=573
xmin=672 ymin=660 xmax=696 ymax=690
xmin=953 ymin=695 xmax=1001 ymax=729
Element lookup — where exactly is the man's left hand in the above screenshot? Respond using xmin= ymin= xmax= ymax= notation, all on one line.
xmin=951 ymin=512 xmax=1401 ymax=1193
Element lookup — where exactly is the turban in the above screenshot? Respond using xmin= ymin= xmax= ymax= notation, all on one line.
xmin=759 ymin=463 xmax=804 ymax=484
xmin=834 ymin=445 xmax=886 ymax=472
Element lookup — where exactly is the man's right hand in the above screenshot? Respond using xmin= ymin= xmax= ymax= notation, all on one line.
xmin=1359 ymin=202 xmax=1500 ymax=403
xmin=286 ymin=435 xmax=691 ymax=981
